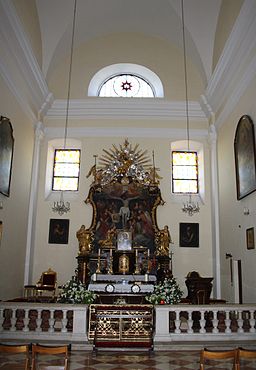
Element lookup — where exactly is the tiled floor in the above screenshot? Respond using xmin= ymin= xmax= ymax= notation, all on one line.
xmin=1 ymin=350 xmax=256 ymax=369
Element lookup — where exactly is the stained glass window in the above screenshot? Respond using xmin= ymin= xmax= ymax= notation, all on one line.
xmin=52 ymin=149 xmax=81 ymax=191
xmin=98 ymin=74 xmax=155 ymax=97
xmin=172 ymin=151 xmax=198 ymax=193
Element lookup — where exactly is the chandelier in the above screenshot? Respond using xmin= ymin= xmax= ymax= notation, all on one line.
xmin=52 ymin=0 xmax=77 ymax=216
xmin=182 ymin=194 xmax=200 ymax=216
xmin=180 ymin=0 xmax=200 ymax=216
xmin=52 ymin=191 xmax=70 ymax=216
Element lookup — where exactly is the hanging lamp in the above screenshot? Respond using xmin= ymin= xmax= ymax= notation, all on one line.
xmin=180 ymin=0 xmax=200 ymax=216
xmin=52 ymin=0 xmax=77 ymax=216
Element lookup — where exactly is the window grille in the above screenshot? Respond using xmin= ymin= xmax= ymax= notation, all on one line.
xmin=52 ymin=149 xmax=81 ymax=191
xmin=98 ymin=74 xmax=155 ymax=97
xmin=172 ymin=151 xmax=198 ymax=194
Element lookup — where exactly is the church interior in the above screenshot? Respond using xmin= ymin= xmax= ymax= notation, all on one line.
xmin=0 ymin=0 xmax=256 ymax=366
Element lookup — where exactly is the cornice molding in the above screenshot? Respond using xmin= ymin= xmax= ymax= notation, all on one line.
xmin=205 ymin=0 xmax=256 ymax=127
xmin=214 ymin=52 xmax=256 ymax=129
xmin=44 ymin=126 xmax=208 ymax=139
xmin=46 ymin=98 xmax=207 ymax=121
xmin=0 ymin=0 xmax=49 ymax=120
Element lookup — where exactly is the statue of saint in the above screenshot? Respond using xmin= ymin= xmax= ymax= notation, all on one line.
xmin=99 ymin=227 xmax=116 ymax=248
xmin=76 ymin=225 xmax=93 ymax=255
xmin=157 ymin=225 xmax=172 ymax=256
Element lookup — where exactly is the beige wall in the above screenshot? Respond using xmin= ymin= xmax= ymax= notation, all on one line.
xmin=47 ymin=32 xmax=204 ymax=101
xmin=0 ymin=76 xmax=34 ymax=300
xmin=12 ymin=0 xmax=42 ymax=69
xmin=213 ymin=0 xmax=244 ymax=73
xmin=218 ymin=75 xmax=256 ymax=303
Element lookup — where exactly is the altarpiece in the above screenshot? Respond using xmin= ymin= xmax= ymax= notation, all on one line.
xmin=76 ymin=139 xmax=172 ymax=290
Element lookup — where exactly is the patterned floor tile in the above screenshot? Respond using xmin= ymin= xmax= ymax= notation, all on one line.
xmin=1 ymin=350 xmax=256 ymax=370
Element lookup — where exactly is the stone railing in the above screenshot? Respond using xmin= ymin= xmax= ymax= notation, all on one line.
xmin=154 ymin=304 xmax=256 ymax=345
xmin=0 ymin=302 xmax=256 ymax=348
xmin=0 ymin=302 xmax=89 ymax=348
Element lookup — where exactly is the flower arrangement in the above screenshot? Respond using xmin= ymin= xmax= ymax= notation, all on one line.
xmin=146 ymin=276 xmax=183 ymax=304
xmin=58 ymin=276 xmax=97 ymax=304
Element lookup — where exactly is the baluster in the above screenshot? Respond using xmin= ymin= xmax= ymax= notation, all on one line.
xmin=36 ymin=309 xmax=42 ymax=332
xmin=23 ymin=309 xmax=30 ymax=332
xmin=174 ymin=310 xmax=181 ymax=334
xmin=199 ymin=310 xmax=206 ymax=334
xmin=237 ymin=310 xmax=244 ymax=333
xmin=10 ymin=309 xmax=16 ymax=332
xmin=225 ymin=310 xmax=231 ymax=334
xmin=187 ymin=311 xmax=193 ymax=334
xmin=49 ymin=309 xmax=55 ymax=333
xmin=0 ymin=308 xmax=4 ymax=332
xmin=212 ymin=310 xmax=219 ymax=334
xmin=249 ymin=310 xmax=256 ymax=333
xmin=61 ymin=310 xmax=68 ymax=333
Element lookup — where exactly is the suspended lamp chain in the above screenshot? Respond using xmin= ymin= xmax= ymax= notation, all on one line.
xmin=181 ymin=0 xmax=190 ymax=152
xmin=64 ymin=0 xmax=77 ymax=149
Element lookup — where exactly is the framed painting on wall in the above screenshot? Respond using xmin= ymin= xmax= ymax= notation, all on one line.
xmin=246 ymin=227 xmax=255 ymax=250
xmin=234 ymin=115 xmax=256 ymax=200
xmin=179 ymin=222 xmax=199 ymax=247
xmin=0 ymin=116 xmax=14 ymax=197
xmin=48 ymin=219 xmax=69 ymax=244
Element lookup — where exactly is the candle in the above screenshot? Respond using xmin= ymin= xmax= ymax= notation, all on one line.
xmin=110 ymin=248 xmax=112 ymax=257
xmin=98 ymin=248 xmax=101 ymax=257
xmin=147 ymin=249 xmax=150 ymax=257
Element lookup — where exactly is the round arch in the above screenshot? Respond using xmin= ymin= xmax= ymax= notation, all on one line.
xmin=88 ymin=63 xmax=164 ymax=97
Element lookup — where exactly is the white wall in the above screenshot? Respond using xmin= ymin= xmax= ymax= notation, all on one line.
xmin=218 ymin=75 xmax=256 ymax=303
xmin=0 ymin=76 xmax=34 ymax=300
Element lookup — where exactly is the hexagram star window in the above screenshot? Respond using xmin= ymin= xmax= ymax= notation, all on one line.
xmin=98 ymin=74 xmax=155 ymax=97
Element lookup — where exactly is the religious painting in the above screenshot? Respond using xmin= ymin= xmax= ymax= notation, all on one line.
xmin=88 ymin=183 xmax=161 ymax=253
xmin=246 ymin=227 xmax=255 ymax=250
xmin=48 ymin=218 xmax=69 ymax=244
xmin=85 ymin=140 xmax=164 ymax=256
xmin=0 ymin=116 xmax=14 ymax=197
xmin=234 ymin=115 xmax=256 ymax=200
xmin=179 ymin=222 xmax=199 ymax=247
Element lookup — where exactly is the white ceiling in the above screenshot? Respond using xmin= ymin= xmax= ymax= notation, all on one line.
xmin=36 ymin=0 xmax=222 ymax=83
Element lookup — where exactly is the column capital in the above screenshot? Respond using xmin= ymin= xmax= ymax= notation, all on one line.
xmin=34 ymin=121 xmax=45 ymax=141
xmin=208 ymin=124 xmax=217 ymax=146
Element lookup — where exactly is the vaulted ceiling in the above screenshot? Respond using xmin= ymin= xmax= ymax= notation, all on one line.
xmin=2 ymin=0 xmax=255 ymax=132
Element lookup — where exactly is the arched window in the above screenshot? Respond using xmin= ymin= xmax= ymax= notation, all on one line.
xmin=88 ymin=63 xmax=164 ymax=98
xmin=99 ymin=74 xmax=155 ymax=97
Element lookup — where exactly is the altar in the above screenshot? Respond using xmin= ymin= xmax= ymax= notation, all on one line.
xmin=75 ymin=140 xmax=173 ymax=305
xmin=88 ymin=274 xmax=156 ymax=294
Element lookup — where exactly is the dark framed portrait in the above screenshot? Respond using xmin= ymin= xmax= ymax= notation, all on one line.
xmin=180 ymin=222 xmax=199 ymax=247
xmin=0 ymin=116 xmax=14 ymax=197
xmin=246 ymin=227 xmax=255 ymax=250
xmin=48 ymin=219 xmax=69 ymax=244
xmin=234 ymin=115 xmax=256 ymax=200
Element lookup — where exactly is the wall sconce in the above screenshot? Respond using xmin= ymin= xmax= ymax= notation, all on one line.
xmin=243 ymin=207 xmax=250 ymax=215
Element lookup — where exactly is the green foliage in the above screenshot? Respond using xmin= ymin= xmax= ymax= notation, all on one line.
xmin=58 ymin=276 xmax=97 ymax=304
xmin=146 ymin=276 xmax=183 ymax=304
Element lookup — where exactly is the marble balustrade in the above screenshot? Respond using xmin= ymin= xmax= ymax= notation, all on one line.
xmin=0 ymin=302 xmax=255 ymax=347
